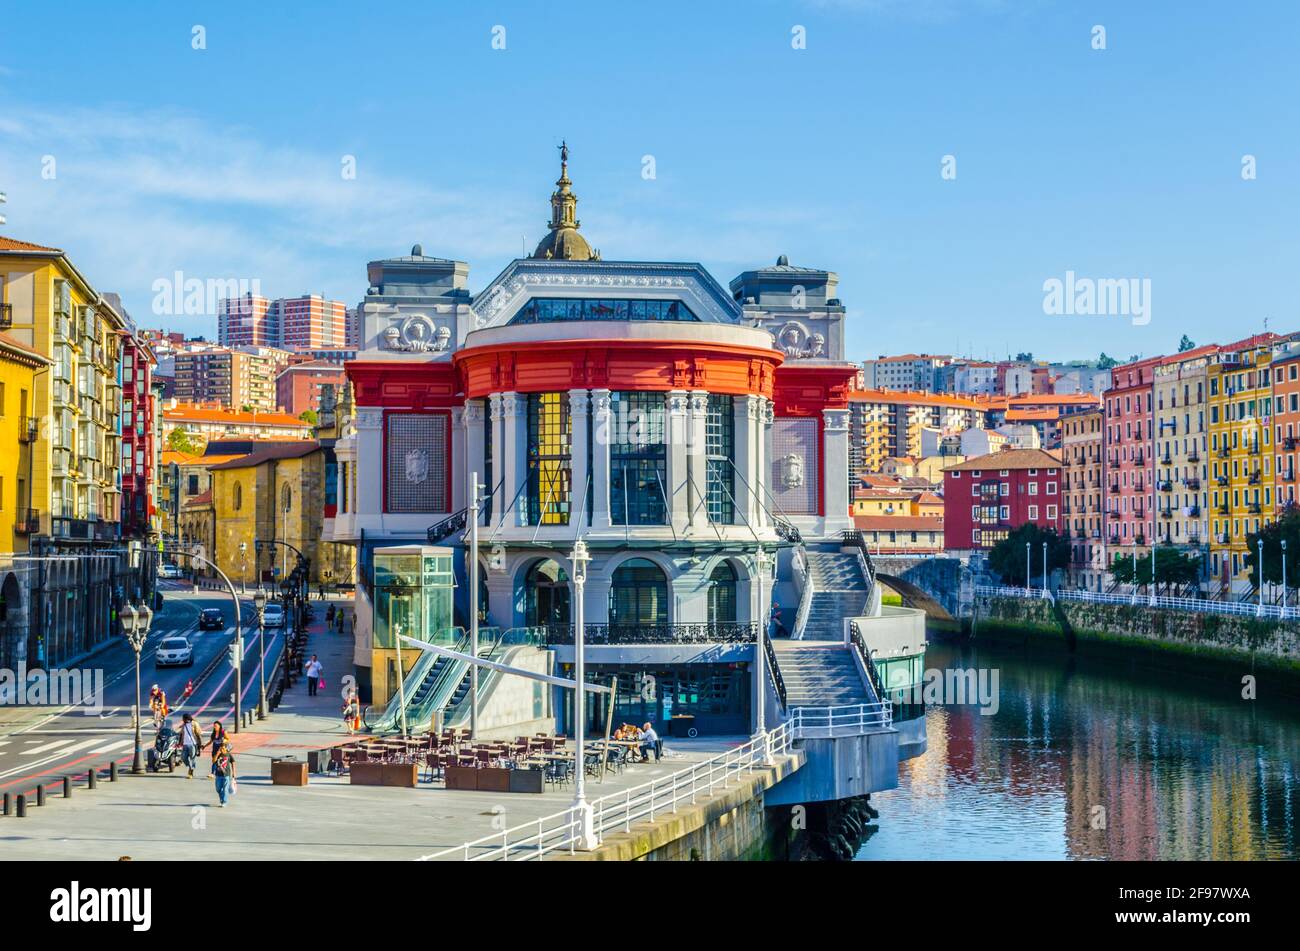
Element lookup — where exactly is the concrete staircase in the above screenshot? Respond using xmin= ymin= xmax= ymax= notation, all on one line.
xmin=801 ymin=548 xmax=870 ymax=641
xmin=772 ymin=641 xmax=873 ymax=707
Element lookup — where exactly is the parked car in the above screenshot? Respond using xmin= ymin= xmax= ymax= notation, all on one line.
xmin=198 ymin=608 xmax=224 ymax=630
xmin=261 ymin=602 xmax=286 ymax=628
xmin=155 ymin=636 xmax=194 ymax=668
xmin=157 ymin=563 xmax=182 ymax=579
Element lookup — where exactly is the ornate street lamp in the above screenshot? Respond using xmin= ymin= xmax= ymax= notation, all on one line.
xmin=569 ymin=537 xmax=597 ymax=851
xmin=119 ymin=601 xmax=153 ymax=774
xmin=253 ymin=588 xmax=268 ymax=719
xmin=754 ymin=546 xmax=774 ymax=765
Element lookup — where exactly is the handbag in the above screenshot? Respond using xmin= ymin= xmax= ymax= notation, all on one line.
xmin=318 ymin=678 xmax=326 ymax=690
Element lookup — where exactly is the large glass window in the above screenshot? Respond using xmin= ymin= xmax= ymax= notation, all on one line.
xmin=706 ymin=394 xmax=735 ymax=524
xmin=524 ymin=559 xmax=570 ymax=627
xmin=511 ymin=297 xmax=698 ymax=325
xmin=707 ymin=561 xmax=737 ymax=624
xmin=611 ymin=391 xmax=667 ymax=525
xmin=527 ymin=392 xmax=571 ymax=525
xmin=609 ymin=558 xmax=669 ymax=626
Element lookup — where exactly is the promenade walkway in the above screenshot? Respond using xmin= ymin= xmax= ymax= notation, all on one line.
xmin=0 ymin=603 xmax=773 ymax=860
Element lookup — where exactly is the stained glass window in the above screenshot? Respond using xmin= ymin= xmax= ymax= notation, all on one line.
xmin=527 ymin=393 xmax=571 ymax=525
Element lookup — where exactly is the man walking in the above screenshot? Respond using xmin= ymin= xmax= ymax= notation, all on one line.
xmin=180 ymin=713 xmax=203 ymax=778
xmin=305 ymin=654 xmax=323 ymax=697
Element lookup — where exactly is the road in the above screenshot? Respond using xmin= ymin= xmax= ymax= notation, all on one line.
xmin=0 ymin=581 xmax=288 ymax=798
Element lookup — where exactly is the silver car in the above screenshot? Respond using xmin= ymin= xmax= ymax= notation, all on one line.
xmin=155 ymin=636 xmax=194 ymax=668
xmin=261 ymin=602 xmax=286 ymax=628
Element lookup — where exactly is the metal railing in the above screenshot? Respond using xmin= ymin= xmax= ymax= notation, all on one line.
xmin=763 ymin=633 xmax=787 ymax=710
xmin=977 ymin=584 xmax=1298 ymax=620
xmin=419 ymin=723 xmax=795 ymax=861
xmin=787 ymin=702 xmax=893 ymax=738
xmin=542 ymin=622 xmax=758 ymax=645
xmin=791 ymin=545 xmax=814 ymax=640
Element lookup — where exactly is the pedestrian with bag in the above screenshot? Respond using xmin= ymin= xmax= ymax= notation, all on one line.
xmin=180 ymin=713 xmax=204 ymax=778
xmin=305 ymin=654 xmax=323 ymax=697
xmin=212 ymin=739 xmax=237 ymax=807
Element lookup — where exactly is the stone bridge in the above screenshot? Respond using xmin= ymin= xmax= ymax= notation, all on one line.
xmin=869 ymin=555 xmax=977 ymax=621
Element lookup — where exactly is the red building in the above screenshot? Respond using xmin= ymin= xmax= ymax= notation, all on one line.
xmin=120 ymin=331 xmax=158 ymax=539
xmin=275 ymin=360 xmax=347 ymax=417
xmin=1103 ymin=356 xmax=1160 ymax=551
xmin=942 ymin=447 xmax=1063 ymax=549
xmin=1272 ymin=347 xmax=1300 ymax=512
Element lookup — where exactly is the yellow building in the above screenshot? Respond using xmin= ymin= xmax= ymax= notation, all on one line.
xmin=0 ymin=332 xmax=52 ymax=553
xmin=1208 ymin=344 xmax=1276 ymax=592
xmin=204 ymin=441 xmax=349 ymax=589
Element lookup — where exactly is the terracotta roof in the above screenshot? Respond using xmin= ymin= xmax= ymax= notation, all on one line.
xmin=943 ymin=448 xmax=1063 ymax=472
xmin=163 ymin=403 xmax=311 ymax=428
xmin=853 ymin=515 xmax=945 ymax=531
xmin=184 ymin=490 xmax=213 ymax=508
xmin=207 ymin=441 xmax=319 ymax=470
xmin=860 ymin=475 xmax=903 ymax=488
xmin=1160 ymin=344 xmax=1221 ymax=365
xmin=915 ymin=491 xmax=944 ymax=505
xmin=0 ymin=331 xmax=53 ymax=366
xmin=0 ymin=236 xmax=61 ymax=253
xmin=849 ymin=389 xmax=985 ymax=410
xmin=1005 ymin=408 xmax=1060 ymax=421
xmin=162 ymin=450 xmax=248 ymax=468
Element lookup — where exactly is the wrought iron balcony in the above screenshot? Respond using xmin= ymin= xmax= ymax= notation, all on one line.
xmin=18 ymin=415 xmax=38 ymax=443
xmin=0 ymin=302 xmax=12 ymax=330
xmin=14 ymin=508 xmax=39 ymax=535
xmin=1216 ymin=475 xmax=1229 ymax=487
xmin=1217 ymin=504 xmax=1230 ymax=515
xmin=1248 ymin=471 xmax=1262 ymax=485
xmin=542 ymin=622 xmax=758 ymax=645
xmin=1187 ymin=450 xmax=1200 ymax=463
xmin=426 ymin=508 xmax=468 ymax=544
xmin=1159 ymin=480 xmax=1173 ymax=492
xmin=1185 ymin=478 xmax=1201 ymax=491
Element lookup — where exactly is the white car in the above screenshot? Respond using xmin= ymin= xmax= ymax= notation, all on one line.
xmin=261 ymin=602 xmax=286 ymax=628
xmin=155 ymin=636 xmax=194 ymax=668
xmin=158 ymin=563 xmax=182 ymax=579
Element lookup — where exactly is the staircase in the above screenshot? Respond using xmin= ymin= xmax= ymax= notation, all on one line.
xmin=800 ymin=548 xmax=871 ymax=641
xmin=771 ymin=641 xmax=874 ymax=707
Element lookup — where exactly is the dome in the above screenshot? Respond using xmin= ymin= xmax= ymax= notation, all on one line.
xmin=529 ymin=141 xmax=600 ymax=262
xmin=532 ymin=226 xmax=593 ymax=262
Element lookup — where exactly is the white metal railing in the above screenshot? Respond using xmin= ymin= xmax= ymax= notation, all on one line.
xmin=788 ymin=702 xmax=893 ymax=738
xmin=418 ymin=724 xmax=795 ymax=862
xmin=792 ymin=546 xmax=815 ymax=639
xmin=976 ymin=584 xmax=1296 ymax=620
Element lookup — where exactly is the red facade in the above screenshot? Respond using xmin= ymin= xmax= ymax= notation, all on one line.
xmin=1104 ymin=357 xmax=1159 ymax=548
xmin=942 ymin=449 xmax=1063 ymax=549
xmin=120 ymin=333 xmax=157 ymax=538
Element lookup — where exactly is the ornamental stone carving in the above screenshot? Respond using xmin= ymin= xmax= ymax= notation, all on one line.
xmin=405 ymin=448 xmax=430 ymax=484
xmin=382 ymin=314 xmax=452 ymax=352
xmin=780 ymin=452 xmax=805 ymax=489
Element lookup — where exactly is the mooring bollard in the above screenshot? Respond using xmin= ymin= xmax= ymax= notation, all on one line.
xmin=35 ymin=786 xmax=46 ymax=807
xmin=88 ymin=768 xmax=98 ymax=790
xmin=109 ymin=762 xmax=119 ymax=781
xmin=16 ymin=794 xmax=26 ymax=818
xmin=63 ymin=776 xmax=73 ymax=798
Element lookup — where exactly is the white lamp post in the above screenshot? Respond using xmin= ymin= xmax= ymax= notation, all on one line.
xmin=119 ymin=601 xmax=153 ymax=774
xmin=1041 ymin=541 xmax=1048 ymax=599
xmin=569 ymin=537 xmax=597 ymax=850
xmin=1257 ymin=538 xmax=1265 ymax=618
xmin=754 ymin=546 xmax=774 ymax=764
xmin=1282 ymin=539 xmax=1288 ymax=619
xmin=469 ymin=471 xmax=480 ymax=741
xmin=1024 ymin=542 xmax=1031 ymax=595
xmin=253 ymin=588 xmax=267 ymax=719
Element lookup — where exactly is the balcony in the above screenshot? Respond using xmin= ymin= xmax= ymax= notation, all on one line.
xmin=1217 ymin=447 xmax=1231 ymax=459
xmin=1188 ymin=505 xmax=1201 ymax=517
xmin=0 ymin=302 xmax=11 ymax=331
xmin=1188 ymin=534 xmax=1202 ymax=546
xmin=1187 ymin=450 xmax=1200 ymax=463
xmin=1217 ymin=504 xmax=1230 ymax=515
xmin=1159 ymin=480 xmax=1173 ymax=492
xmin=18 ymin=416 xmax=39 ymax=443
xmin=1108 ymin=482 xmax=1120 ymax=494
xmin=1135 ymin=534 xmax=1147 ymax=546
xmin=1248 ymin=472 xmax=1262 ymax=485
xmin=1159 ymin=507 xmax=1173 ymax=519
xmin=1248 ymin=502 xmax=1262 ymax=515
xmin=542 ymin=622 xmax=758 ymax=645
xmin=1161 ymin=454 xmax=1173 ymax=466
xmin=1108 ymin=534 xmax=1121 ymax=546
xmin=1286 ymin=437 xmax=1299 ymax=451
xmin=14 ymin=509 xmax=39 ymax=535
xmin=1216 ymin=475 xmax=1229 ymax=487
xmin=1185 ymin=478 xmax=1201 ymax=491
xmin=1283 ymin=470 xmax=1296 ymax=482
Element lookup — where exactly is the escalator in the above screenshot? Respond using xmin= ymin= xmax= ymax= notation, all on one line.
xmin=363 ymin=626 xmax=498 ymax=733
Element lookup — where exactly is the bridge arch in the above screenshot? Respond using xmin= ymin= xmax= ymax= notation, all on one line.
xmin=874 ymin=573 xmax=953 ymax=621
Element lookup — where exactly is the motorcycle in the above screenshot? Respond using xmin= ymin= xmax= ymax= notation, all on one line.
xmin=147 ymin=725 xmax=184 ymax=773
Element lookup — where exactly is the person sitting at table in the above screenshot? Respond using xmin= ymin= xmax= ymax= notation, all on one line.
xmin=639 ymin=723 xmax=661 ymax=763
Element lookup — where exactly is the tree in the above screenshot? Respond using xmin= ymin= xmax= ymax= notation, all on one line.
xmin=988 ymin=524 xmax=1071 ymax=586
xmin=299 ymin=409 xmax=318 ymax=425
xmin=1178 ymin=334 xmax=1196 ymax=352
xmin=167 ymin=427 xmax=203 ymax=455
xmin=1097 ymin=353 xmax=1118 ymax=369
xmin=1245 ymin=508 xmax=1300 ymax=588
xmin=1109 ymin=544 xmax=1202 ymax=589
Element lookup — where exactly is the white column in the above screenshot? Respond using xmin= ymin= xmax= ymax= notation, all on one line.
xmin=464 ymin=400 xmax=486 ymax=524
xmin=735 ymin=396 xmax=760 ymax=528
xmin=687 ymin=390 xmax=710 ymax=531
xmin=822 ymin=407 xmax=852 ymax=532
xmin=450 ymin=405 xmax=466 ymax=514
xmin=354 ymin=409 xmax=384 ymax=516
xmin=487 ymin=393 xmax=503 ymax=526
xmin=590 ymin=389 xmax=612 ymax=529
xmin=569 ymin=389 xmax=591 ymax=527
xmin=667 ymin=390 xmax=690 ymax=532
xmin=758 ymin=399 xmax=774 ymax=528
xmin=499 ymin=392 xmax=527 ymax=528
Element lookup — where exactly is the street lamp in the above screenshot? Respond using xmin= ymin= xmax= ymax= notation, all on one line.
xmin=253 ymin=588 xmax=268 ymax=719
xmin=1282 ymin=539 xmax=1288 ymax=619
xmin=1130 ymin=536 xmax=1138 ymax=605
xmin=1041 ymin=541 xmax=1048 ymax=599
xmin=569 ymin=537 xmax=597 ymax=851
xmin=754 ymin=546 xmax=774 ymax=763
xmin=1024 ymin=542 xmax=1031 ymax=595
xmin=118 ymin=601 xmax=153 ymax=774
xmin=1257 ymin=538 xmax=1265 ymax=618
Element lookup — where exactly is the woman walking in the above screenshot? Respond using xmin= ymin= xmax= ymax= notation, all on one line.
xmin=212 ymin=739 xmax=237 ymax=807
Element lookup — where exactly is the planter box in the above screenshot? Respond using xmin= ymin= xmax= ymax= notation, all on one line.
xmin=445 ymin=766 xmax=478 ymax=791
xmin=350 ymin=761 xmax=385 ymax=786
xmin=271 ymin=758 xmax=308 ymax=786
xmin=382 ymin=763 xmax=418 ymax=788
xmin=475 ymin=768 xmax=511 ymax=793
xmin=307 ymin=749 xmax=332 ymax=773
xmin=508 ymin=768 xmax=544 ymax=794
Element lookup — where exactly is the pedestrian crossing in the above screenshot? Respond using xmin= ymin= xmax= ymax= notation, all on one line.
xmin=7 ymin=736 xmax=134 ymax=758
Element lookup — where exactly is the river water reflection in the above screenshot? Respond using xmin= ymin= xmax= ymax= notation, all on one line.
xmin=856 ymin=639 xmax=1300 ymax=860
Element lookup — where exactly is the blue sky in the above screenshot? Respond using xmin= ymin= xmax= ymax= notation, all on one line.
xmin=1 ymin=0 xmax=1296 ymax=362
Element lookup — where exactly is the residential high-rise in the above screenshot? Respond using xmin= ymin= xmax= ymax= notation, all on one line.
xmin=217 ymin=293 xmax=274 ymax=348
xmin=173 ymin=345 xmax=288 ymax=411
xmin=275 ymin=360 xmax=347 ymax=417
xmin=218 ymin=292 xmax=346 ymax=353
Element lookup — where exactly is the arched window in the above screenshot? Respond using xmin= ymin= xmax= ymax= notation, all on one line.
xmin=281 ymin=483 xmax=293 ymax=513
xmin=707 ymin=562 xmax=737 ymax=624
xmin=609 ymin=558 xmax=668 ymax=627
xmin=233 ymin=482 xmax=242 ymax=511
xmin=524 ymin=559 xmax=570 ymax=627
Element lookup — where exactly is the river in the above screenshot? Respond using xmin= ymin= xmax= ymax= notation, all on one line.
xmin=855 ymin=637 xmax=1300 ymax=860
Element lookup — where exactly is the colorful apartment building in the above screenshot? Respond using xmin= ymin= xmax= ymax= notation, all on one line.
xmin=1152 ymin=345 xmax=1217 ymax=553
xmin=1271 ymin=346 xmax=1300 ymax=513
xmin=0 ymin=332 xmax=51 ymax=554
xmin=173 ymin=345 xmax=288 ymax=411
xmin=274 ymin=359 xmax=347 ymax=417
xmin=218 ymin=293 xmax=347 ymax=353
xmin=1061 ymin=408 xmax=1105 ymax=569
xmin=1103 ymin=357 xmax=1159 ymax=553
xmin=162 ymin=402 xmax=314 ymax=444
xmin=942 ymin=448 xmax=1062 ymax=550
xmin=119 ymin=331 xmax=159 ymax=539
